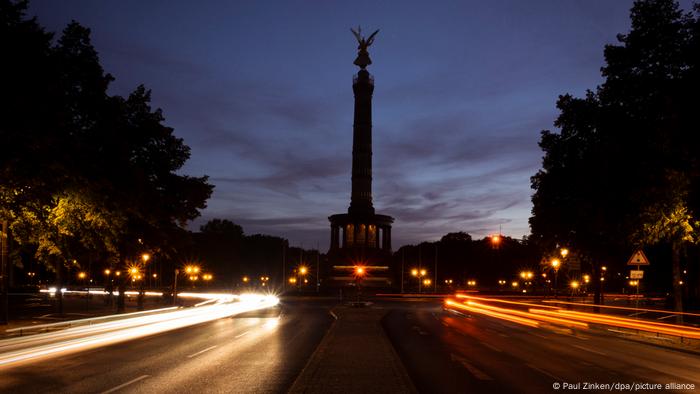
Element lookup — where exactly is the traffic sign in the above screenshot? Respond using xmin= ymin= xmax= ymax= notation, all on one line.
xmin=630 ymin=270 xmax=644 ymax=279
xmin=627 ymin=249 xmax=650 ymax=266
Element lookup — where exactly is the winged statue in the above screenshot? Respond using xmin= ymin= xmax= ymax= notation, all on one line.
xmin=351 ymin=26 xmax=379 ymax=68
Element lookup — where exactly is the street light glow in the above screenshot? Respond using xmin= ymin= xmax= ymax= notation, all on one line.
xmin=551 ymin=259 xmax=561 ymax=269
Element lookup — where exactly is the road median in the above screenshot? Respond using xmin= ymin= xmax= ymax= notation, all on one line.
xmin=289 ymin=305 xmax=417 ymax=394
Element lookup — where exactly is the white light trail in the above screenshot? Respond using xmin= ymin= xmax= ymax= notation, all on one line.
xmin=0 ymin=293 xmax=279 ymax=368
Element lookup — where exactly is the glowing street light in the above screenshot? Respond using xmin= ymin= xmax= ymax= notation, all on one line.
xmin=288 ymin=277 xmax=297 ymax=284
xmin=299 ymin=266 xmax=308 ymax=275
xmin=551 ymin=258 xmax=561 ymax=296
xmin=411 ymin=268 xmax=427 ymax=293
xmin=141 ymin=253 xmax=150 ymax=263
xmin=354 ymin=266 xmax=366 ymax=277
xmin=242 ymin=276 xmax=249 ymax=283
xmin=560 ymin=248 xmax=569 ymax=258
xmin=551 ymin=259 xmax=561 ymax=269
xmin=185 ymin=265 xmax=200 ymax=275
xmin=78 ymin=272 xmax=87 ymax=280
xmin=570 ymin=280 xmax=580 ymax=290
xmin=423 ymin=278 xmax=432 ymax=286
xmin=104 ymin=269 xmax=111 ymax=276
xmin=520 ymin=271 xmax=533 ymax=280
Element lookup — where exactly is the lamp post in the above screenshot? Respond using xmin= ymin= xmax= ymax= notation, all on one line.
xmin=173 ymin=268 xmax=179 ymax=306
xmin=411 ymin=268 xmax=427 ymax=293
xmin=298 ymin=265 xmax=308 ymax=291
xmin=551 ymin=258 xmax=561 ymax=297
xmin=354 ymin=266 xmax=365 ymax=303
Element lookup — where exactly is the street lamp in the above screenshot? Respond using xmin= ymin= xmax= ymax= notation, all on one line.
xmin=354 ymin=266 xmax=366 ymax=303
xmin=411 ymin=268 xmax=427 ymax=293
xmin=560 ymin=248 xmax=569 ymax=258
xmin=570 ymin=280 xmax=579 ymax=292
xmin=551 ymin=258 xmax=561 ymax=296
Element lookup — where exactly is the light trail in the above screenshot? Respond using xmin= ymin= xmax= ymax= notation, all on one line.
xmin=529 ymin=309 xmax=700 ymax=339
xmin=445 ymin=299 xmax=540 ymax=328
xmin=541 ymin=299 xmax=700 ymax=318
xmin=464 ymin=301 xmax=589 ymax=329
xmin=455 ymin=294 xmax=560 ymax=310
xmin=0 ymin=293 xmax=279 ymax=368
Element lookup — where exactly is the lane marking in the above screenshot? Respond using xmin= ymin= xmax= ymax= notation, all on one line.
xmin=531 ymin=333 xmax=549 ymax=339
xmin=411 ymin=325 xmax=428 ymax=336
xmin=526 ymin=364 xmax=561 ymax=381
xmin=572 ymin=344 xmax=607 ymax=356
xmin=451 ymin=354 xmax=493 ymax=381
xmin=235 ymin=330 xmax=250 ymax=339
xmin=657 ymin=314 xmax=677 ymax=320
xmin=329 ymin=310 xmax=338 ymax=320
xmin=100 ymin=375 xmax=150 ymax=394
xmin=480 ymin=342 xmax=502 ymax=353
xmin=187 ymin=345 xmax=218 ymax=358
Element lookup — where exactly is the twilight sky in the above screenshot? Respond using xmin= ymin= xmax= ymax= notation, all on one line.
xmin=29 ymin=0 xmax=694 ymax=249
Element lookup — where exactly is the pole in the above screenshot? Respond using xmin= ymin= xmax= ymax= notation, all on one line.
xmin=282 ymin=241 xmax=286 ymax=292
xmin=434 ymin=244 xmax=438 ymax=293
xmin=418 ymin=245 xmax=422 ymax=294
xmin=172 ymin=268 xmax=179 ymax=306
xmin=635 ymin=264 xmax=640 ymax=312
xmin=1 ymin=220 xmax=8 ymax=324
xmin=316 ymin=246 xmax=320 ymax=293
xmin=401 ymin=249 xmax=404 ymax=294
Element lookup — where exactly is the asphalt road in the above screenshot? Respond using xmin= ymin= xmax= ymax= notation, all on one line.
xmin=3 ymin=297 xmax=699 ymax=394
xmin=0 ymin=298 xmax=334 ymax=394
xmin=381 ymin=299 xmax=700 ymax=394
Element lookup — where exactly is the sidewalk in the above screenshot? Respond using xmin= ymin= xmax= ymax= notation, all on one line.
xmin=290 ymin=304 xmax=417 ymax=394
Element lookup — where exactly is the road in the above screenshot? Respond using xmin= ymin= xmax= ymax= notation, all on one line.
xmin=381 ymin=299 xmax=700 ymax=394
xmin=2 ymin=296 xmax=699 ymax=393
xmin=0 ymin=298 xmax=334 ymax=394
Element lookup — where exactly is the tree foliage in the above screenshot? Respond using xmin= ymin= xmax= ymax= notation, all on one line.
xmin=1 ymin=1 xmax=213 ymax=278
xmin=530 ymin=0 xmax=700 ymax=308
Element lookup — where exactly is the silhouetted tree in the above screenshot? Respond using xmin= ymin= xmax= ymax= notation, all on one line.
xmin=1 ymin=1 xmax=213 ymax=314
xmin=530 ymin=0 xmax=700 ymax=309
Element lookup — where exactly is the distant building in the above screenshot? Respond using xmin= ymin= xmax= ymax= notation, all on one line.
xmin=327 ymin=30 xmax=394 ymax=287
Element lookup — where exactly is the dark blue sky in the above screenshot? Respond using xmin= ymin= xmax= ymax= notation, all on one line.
xmin=29 ymin=0 xmax=695 ymax=248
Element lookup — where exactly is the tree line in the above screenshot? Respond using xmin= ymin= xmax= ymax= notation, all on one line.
xmin=1 ymin=0 xmax=213 ymax=318
xmin=530 ymin=0 xmax=700 ymax=311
